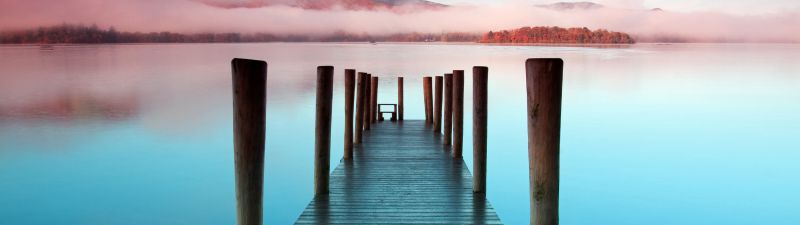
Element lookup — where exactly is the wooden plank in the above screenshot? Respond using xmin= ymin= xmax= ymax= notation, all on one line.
xmin=295 ymin=120 xmax=502 ymax=224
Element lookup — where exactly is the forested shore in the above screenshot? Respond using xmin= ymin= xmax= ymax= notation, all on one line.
xmin=1 ymin=24 xmax=635 ymax=44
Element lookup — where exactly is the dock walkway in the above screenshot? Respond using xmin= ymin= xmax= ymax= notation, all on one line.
xmin=294 ymin=120 xmax=502 ymax=224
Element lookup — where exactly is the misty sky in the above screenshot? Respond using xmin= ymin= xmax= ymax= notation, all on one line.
xmin=0 ymin=0 xmax=798 ymax=42
xmin=442 ymin=0 xmax=800 ymax=14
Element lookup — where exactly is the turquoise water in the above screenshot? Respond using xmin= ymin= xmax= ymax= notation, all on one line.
xmin=1 ymin=43 xmax=798 ymax=224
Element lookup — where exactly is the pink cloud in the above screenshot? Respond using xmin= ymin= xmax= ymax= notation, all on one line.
xmin=0 ymin=0 xmax=797 ymax=42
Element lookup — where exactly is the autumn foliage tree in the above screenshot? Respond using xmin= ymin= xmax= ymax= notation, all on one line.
xmin=480 ymin=26 xmax=635 ymax=44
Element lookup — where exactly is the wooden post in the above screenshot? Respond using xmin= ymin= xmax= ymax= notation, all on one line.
xmin=423 ymin=76 xmax=433 ymax=125
xmin=364 ymin=74 xmax=372 ymax=131
xmin=231 ymin=58 xmax=267 ymax=225
xmin=371 ymin=76 xmax=379 ymax=123
xmin=473 ymin=66 xmax=488 ymax=193
xmin=355 ymin=72 xmax=367 ymax=144
xmin=526 ymin=59 xmax=563 ymax=225
xmin=434 ymin=76 xmax=443 ymax=133
xmin=452 ymin=70 xmax=464 ymax=158
xmin=443 ymin=73 xmax=453 ymax=145
xmin=315 ymin=66 xmax=334 ymax=196
xmin=344 ymin=69 xmax=355 ymax=160
xmin=398 ymin=77 xmax=404 ymax=121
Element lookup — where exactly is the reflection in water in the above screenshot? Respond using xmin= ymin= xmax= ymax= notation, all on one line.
xmin=0 ymin=43 xmax=798 ymax=225
xmin=0 ymin=89 xmax=138 ymax=121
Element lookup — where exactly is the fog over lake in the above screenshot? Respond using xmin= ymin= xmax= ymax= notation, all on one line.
xmin=1 ymin=43 xmax=798 ymax=224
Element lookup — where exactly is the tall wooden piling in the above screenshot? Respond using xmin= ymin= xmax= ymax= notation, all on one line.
xmin=452 ymin=70 xmax=464 ymax=158
xmin=364 ymin=74 xmax=372 ymax=131
xmin=371 ymin=76 xmax=379 ymax=123
xmin=423 ymin=76 xmax=433 ymax=125
xmin=473 ymin=67 xmax=488 ymax=193
xmin=315 ymin=66 xmax=334 ymax=196
xmin=231 ymin=58 xmax=267 ymax=225
xmin=355 ymin=72 xmax=367 ymax=144
xmin=398 ymin=77 xmax=404 ymax=121
xmin=344 ymin=69 xmax=356 ymax=160
xmin=526 ymin=59 xmax=563 ymax=225
xmin=443 ymin=73 xmax=453 ymax=145
xmin=434 ymin=76 xmax=443 ymax=133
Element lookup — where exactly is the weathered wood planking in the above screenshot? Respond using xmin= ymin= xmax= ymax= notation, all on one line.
xmin=295 ymin=120 xmax=502 ymax=225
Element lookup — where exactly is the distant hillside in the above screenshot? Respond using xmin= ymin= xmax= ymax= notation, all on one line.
xmin=537 ymin=1 xmax=666 ymax=12
xmin=480 ymin=26 xmax=635 ymax=44
xmin=536 ymin=1 xmax=603 ymax=10
xmin=0 ymin=24 xmax=474 ymax=44
xmin=195 ymin=0 xmax=447 ymax=11
xmin=0 ymin=24 xmax=637 ymax=44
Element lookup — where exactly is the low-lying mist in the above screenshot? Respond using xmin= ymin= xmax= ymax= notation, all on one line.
xmin=0 ymin=0 xmax=797 ymax=42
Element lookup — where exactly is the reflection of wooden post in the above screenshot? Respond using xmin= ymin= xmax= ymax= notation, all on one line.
xmin=423 ymin=76 xmax=433 ymax=125
xmin=452 ymin=70 xmax=464 ymax=158
xmin=434 ymin=76 xmax=443 ymax=133
xmin=231 ymin=58 xmax=266 ymax=225
xmin=443 ymin=73 xmax=453 ymax=145
xmin=344 ymin=69 xmax=355 ymax=160
xmin=473 ymin=66 xmax=488 ymax=193
xmin=364 ymin=74 xmax=372 ymax=131
xmin=526 ymin=59 xmax=563 ymax=225
xmin=371 ymin=76 xmax=379 ymax=123
xmin=398 ymin=77 xmax=404 ymax=121
xmin=355 ymin=72 xmax=367 ymax=144
xmin=315 ymin=66 xmax=334 ymax=196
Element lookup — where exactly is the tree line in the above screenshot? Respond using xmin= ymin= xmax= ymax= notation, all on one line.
xmin=0 ymin=24 xmax=479 ymax=44
xmin=0 ymin=24 xmax=635 ymax=44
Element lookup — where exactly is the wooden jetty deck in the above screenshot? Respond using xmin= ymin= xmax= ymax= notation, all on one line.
xmin=294 ymin=120 xmax=502 ymax=224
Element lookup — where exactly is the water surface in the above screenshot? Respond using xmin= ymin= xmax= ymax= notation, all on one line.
xmin=1 ymin=43 xmax=798 ymax=224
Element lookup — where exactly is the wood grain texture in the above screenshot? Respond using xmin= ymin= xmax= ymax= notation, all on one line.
xmin=443 ymin=73 xmax=453 ymax=146
xmin=364 ymin=74 xmax=372 ymax=131
xmin=525 ymin=59 xmax=563 ymax=225
xmin=423 ymin=76 xmax=433 ymax=125
xmin=295 ymin=121 xmax=502 ymax=225
xmin=452 ymin=70 xmax=464 ymax=159
xmin=434 ymin=76 xmax=443 ymax=133
xmin=315 ymin=66 xmax=334 ymax=196
xmin=355 ymin=73 xmax=367 ymax=144
xmin=231 ymin=58 xmax=267 ymax=225
xmin=472 ymin=67 xmax=488 ymax=194
xmin=371 ymin=77 xmax=379 ymax=124
xmin=344 ymin=69 xmax=356 ymax=160
xmin=398 ymin=77 xmax=404 ymax=121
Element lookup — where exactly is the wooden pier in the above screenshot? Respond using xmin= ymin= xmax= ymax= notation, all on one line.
xmin=294 ymin=120 xmax=502 ymax=224
xmin=231 ymin=60 xmax=564 ymax=225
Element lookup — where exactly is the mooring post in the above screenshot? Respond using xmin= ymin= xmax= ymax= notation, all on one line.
xmin=423 ymin=76 xmax=433 ymax=125
xmin=443 ymin=73 xmax=453 ymax=145
xmin=473 ymin=66 xmax=488 ymax=193
xmin=526 ymin=59 xmax=563 ymax=225
xmin=315 ymin=66 xmax=334 ymax=196
xmin=398 ymin=77 xmax=404 ymax=121
xmin=344 ymin=69 xmax=355 ymax=160
xmin=364 ymin=74 xmax=372 ymax=131
xmin=434 ymin=76 xmax=443 ymax=133
xmin=371 ymin=76 xmax=379 ymax=123
xmin=452 ymin=70 xmax=464 ymax=158
xmin=231 ymin=58 xmax=267 ymax=225
xmin=355 ymin=73 xmax=367 ymax=144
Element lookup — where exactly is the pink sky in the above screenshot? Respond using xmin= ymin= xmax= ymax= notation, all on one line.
xmin=0 ymin=0 xmax=798 ymax=42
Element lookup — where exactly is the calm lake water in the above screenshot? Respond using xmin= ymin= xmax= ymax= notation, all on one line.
xmin=0 ymin=43 xmax=798 ymax=225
